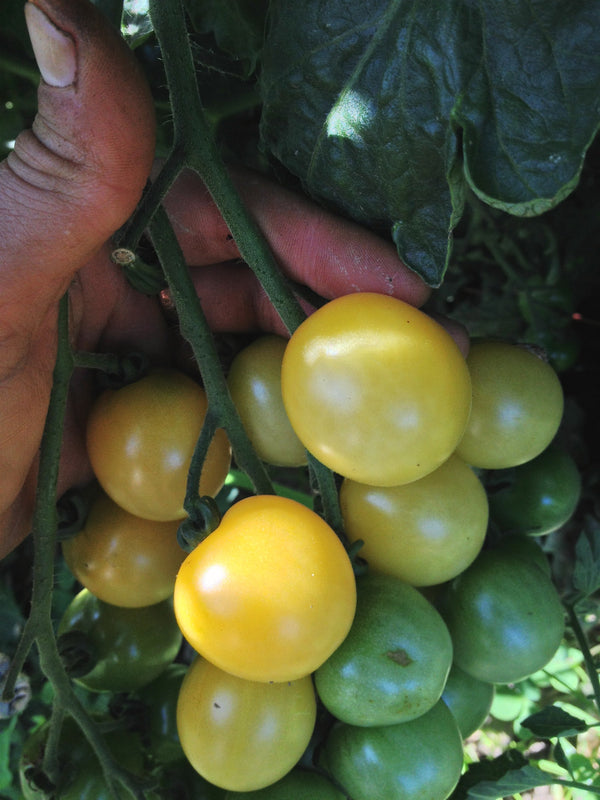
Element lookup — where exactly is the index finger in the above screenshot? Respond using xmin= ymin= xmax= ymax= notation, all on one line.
xmin=160 ymin=166 xmax=431 ymax=308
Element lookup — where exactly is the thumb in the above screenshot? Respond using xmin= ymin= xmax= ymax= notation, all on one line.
xmin=0 ymin=0 xmax=155 ymax=332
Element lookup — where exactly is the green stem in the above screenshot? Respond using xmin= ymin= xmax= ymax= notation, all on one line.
xmin=116 ymin=150 xmax=183 ymax=252
xmin=73 ymin=351 xmax=123 ymax=372
xmin=553 ymin=779 xmax=600 ymax=796
xmin=149 ymin=205 xmax=274 ymax=496
xmin=185 ymin=407 xmax=218 ymax=515
xmin=42 ymin=703 xmax=65 ymax=785
xmin=307 ymin=453 xmax=346 ymax=539
xmin=565 ymin=603 xmax=600 ymax=714
xmin=148 ymin=0 xmax=306 ymax=334
xmin=2 ymin=296 xmax=148 ymax=799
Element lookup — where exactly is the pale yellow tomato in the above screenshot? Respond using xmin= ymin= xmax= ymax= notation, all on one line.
xmin=62 ymin=492 xmax=185 ymax=607
xmin=177 ymin=657 xmax=316 ymax=792
xmin=86 ymin=369 xmax=231 ymax=521
xmin=340 ymin=455 xmax=488 ymax=586
xmin=227 ymin=335 xmax=307 ymax=467
xmin=281 ymin=293 xmax=472 ymax=486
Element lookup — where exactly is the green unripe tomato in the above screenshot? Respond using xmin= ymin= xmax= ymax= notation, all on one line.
xmin=57 ymin=589 xmax=182 ymax=693
xmin=485 ymin=442 xmax=581 ymax=536
xmin=227 ymin=335 xmax=307 ymax=467
xmin=493 ymin=534 xmax=551 ymax=576
xmin=19 ymin=717 xmax=152 ymax=800
xmin=441 ymin=663 xmax=495 ymax=739
xmin=224 ymin=768 xmax=346 ymax=799
xmin=135 ymin=662 xmax=187 ymax=765
xmin=439 ymin=546 xmax=565 ymax=684
xmin=322 ymin=700 xmax=464 ymax=800
xmin=456 ymin=340 xmax=564 ymax=469
xmin=314 ymin=574 xmax=452 ymax=726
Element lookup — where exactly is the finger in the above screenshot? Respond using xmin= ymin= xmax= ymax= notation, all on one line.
xmin=161 ymin=167 xmax=431 ymax=309
xmin=0 ymin=0 xmax=154 ymax=535
xmin=178 ymin=262 xmax=471 ymax=360
xmin=0 ymin=0 xmax=155 ymax=332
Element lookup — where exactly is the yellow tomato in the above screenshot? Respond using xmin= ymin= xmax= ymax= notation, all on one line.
xmin=340 ymin=455 xmax=488 ymax=586
xmin=86 ymin=369 xmax=231 ymax=521
xmin=281 ymin=293 xmax=472 ymax=486
xmin=176 ymin=657 xmax=316 ymax=792
xmin=227 ymin=335 xmax=307 ymax=467
xmin=173 ymin=495 xmax=356 ymax=682
xmin=61 ymin=491 xmax=185 ymax=607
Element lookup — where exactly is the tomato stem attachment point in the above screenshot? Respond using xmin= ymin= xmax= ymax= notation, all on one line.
xmin=57 ymin=631 xmax=98 ymax=680
xmin=177 ymin=496 xmax=222 ymax=552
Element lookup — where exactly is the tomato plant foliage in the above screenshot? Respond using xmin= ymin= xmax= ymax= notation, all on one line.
xmin=259 ymin=0 xmax=600 ymax=285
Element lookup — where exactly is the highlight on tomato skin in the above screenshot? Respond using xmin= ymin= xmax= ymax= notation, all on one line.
xmin=280 ymin=292 xmax=472 ymax=488
xmin=173 ymin=494 xmax=357 ymax=683
xmin=61 ymin=490 xmax=185 ymax=608
xmin=321 ymin=699 xmax=464 ymax=800
xmin=86 ymin=368 xmax=232 ymax=522
xmin=456 ymin=340 xmax=564 ymax=470
xmin=176 ymin=656 xmax=317 ymax=793
xmin=226 ymin=334 xmax=308 ymax=467
xmin=339 ymin=454 xmax=489 ymax=587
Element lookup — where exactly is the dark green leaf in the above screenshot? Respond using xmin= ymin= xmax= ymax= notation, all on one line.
xmin=553 ymin=740 xmax=572 ymax=776
xmin=260 ymin=0 xmax=600 ymax=286
xmin=521 ymin=705 xmax=590 ymax=739
xmin=452 ymin=750 xmax=528 ymax=799
xmin=573 ymin=518 xmax=600 ymax=600
xmin=467 ymin=764 xmax=555 ymax=800
xmin=466 ymin=765 xmax=560 ymax=799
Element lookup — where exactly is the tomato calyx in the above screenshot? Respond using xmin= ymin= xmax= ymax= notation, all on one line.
xmin=95 ymin=350 xmax=151 ymax=390
xmin=177 ymin=496 xmax=222 ymax=553
xmin=345 ymin=539 xmax=368 ymax=577
xmin=56 ymin=484 xmax=98 ymax=541
xmin=56 ymin=630 xmax=98 ymax=680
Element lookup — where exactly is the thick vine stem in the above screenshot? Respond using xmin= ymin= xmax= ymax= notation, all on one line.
xmin=1 ymin=296 xmax=151 ymax=799
xmin=143 ymin=0 xmax=344 ymax=531
xmin=149 ymin=205 xmax=274 ymax=496
xmin=143 ymin=0 xmax=307 ymax=335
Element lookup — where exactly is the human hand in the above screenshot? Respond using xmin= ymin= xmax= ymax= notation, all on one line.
xmin=0 ymin=0 xmax=461 ymax=559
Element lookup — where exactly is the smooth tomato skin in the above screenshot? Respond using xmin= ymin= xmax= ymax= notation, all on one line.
xmin=340 ymin=455 xmax=488 ymax=587
xmin=314 ymin=574 xmax=453 ymax=726
xmin=61 ymin=491 xmax=185 ymax=607
xmin=439 ymin=547 xmax=565 ymax=684
xmin=441 ymin=663 xmax=495 ymax=739
xmin=281 ymin=293 xmax=472 ymax=486
xmin=86 ymin=369 xmax=231 ymax=521
xmin=322 ymin=700 xmax=463 ymax=800
xmin=456 ymin=341 xmax=564 ymax=469
xmin=224 ymin=768 xmax=346 ymax=799
xmin=485 ymin=442 xmax=581 ymax=536
xmin=57 ymin=589 xmax=182 ymax=693
xmin=176 ymin=657 xmax=317 ymax=792
xmin=227 ymin=335 xmax=307 ymax=467
xmin=174 ymin=495 xmax=356 ymax=683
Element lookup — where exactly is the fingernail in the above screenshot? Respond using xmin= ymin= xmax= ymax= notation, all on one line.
xmin=25 ymin=2 xmax=77 ymax=88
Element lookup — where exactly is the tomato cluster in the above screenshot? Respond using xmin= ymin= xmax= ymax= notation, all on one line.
xmin=45 ymin=292 xmax=577 ymax=799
